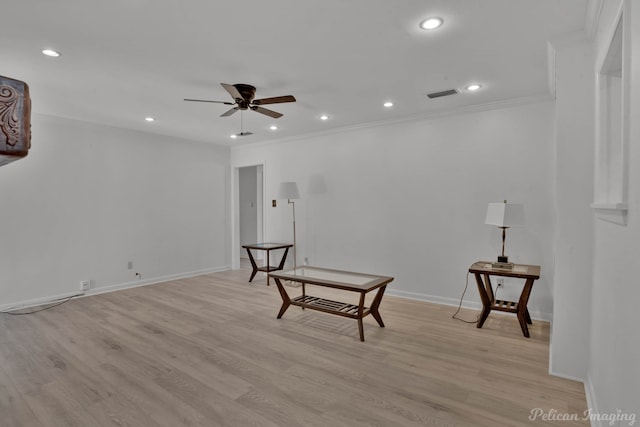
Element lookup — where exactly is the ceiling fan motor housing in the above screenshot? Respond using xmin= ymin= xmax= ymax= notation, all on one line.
xmin=234 ymin=84 xmax=256 ymax=109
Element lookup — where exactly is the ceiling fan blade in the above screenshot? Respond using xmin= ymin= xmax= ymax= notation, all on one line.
xmin=238 ymin=132 xmax=253 ymax=137
xmin=221 ymin=83 xmax=243 ymax=101
xmin=184 ymin=98 xmax=235 ymax=105
xmin=251 ymin=106 xmax=283 ymax=118
xmin=221 ymin=107 xmax=239 ymax=117
xmin=252 ymin=95 xmax=296 ymax=105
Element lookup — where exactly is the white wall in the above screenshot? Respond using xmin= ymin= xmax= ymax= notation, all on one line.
xmin=0 ymin=114 xmax=230 ymax=310
xmin=587 ymin=0 xmax=640 ymax=419
xmin=232 ymin=101 xmax=557 ymax=318
xmin=549 ymin=37 xmax=595 ymax=381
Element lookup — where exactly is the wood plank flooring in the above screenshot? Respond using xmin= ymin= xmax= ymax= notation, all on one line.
xmin=0 ymin=269 xmax=588 ymax=426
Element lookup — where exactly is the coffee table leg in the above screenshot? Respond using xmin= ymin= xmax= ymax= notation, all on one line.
xmin=357 ymin=293 xmax=366 ymax=341
xmin=370 ymin=285 xmax=387 ymax=327
xmin=274 ymin=278 xmax=291 ymax=318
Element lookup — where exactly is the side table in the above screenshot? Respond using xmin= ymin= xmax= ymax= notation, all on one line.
xmin=242 ymin=243 xmax=293 ymax=286
xmin=469 ymin=261 xmax=541 ymax=337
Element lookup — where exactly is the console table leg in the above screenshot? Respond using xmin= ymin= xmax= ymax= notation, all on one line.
xmin=474 ymin=273 xmax=492 ymax=328
xmin=246 ymin=248 xmax=258 ymax=282
xmin=517 ymin=312 xmax=530 ymax=338
xmin=266 ymin=250 xmax=271 ymax=286
xmin=517 ymin=278 xmax=535 ymax=337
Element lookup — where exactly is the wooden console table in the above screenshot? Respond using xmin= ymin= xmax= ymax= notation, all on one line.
xmin=270 ymin=266 xmax=394 ymax=341
xmin=469 ymin=261 xmax=541 ymax=337
xmin=242 ymin=243 xmax=293 ymax=286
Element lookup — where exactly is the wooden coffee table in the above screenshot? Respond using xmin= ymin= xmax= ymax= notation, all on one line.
xmin=269 ymin=266 xmax=394 ymax=341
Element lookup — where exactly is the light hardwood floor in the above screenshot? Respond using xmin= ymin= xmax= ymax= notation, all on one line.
xmin=0 ymin=269 xmax=588 ymax=426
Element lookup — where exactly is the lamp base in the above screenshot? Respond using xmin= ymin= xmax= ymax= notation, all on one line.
xmin=491 ymin=261 xmax=514 ymax=270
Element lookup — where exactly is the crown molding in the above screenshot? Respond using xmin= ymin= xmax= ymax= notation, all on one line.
xmin=231 ymin=95 xmax=555 ymax=152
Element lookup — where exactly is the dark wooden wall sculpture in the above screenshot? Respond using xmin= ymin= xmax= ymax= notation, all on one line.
xmin=0 ymin=75 xmax=31 ymax=167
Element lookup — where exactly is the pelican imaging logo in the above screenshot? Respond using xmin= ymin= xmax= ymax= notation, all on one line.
xmin=529 ymin=408 xmax=636 ymax=425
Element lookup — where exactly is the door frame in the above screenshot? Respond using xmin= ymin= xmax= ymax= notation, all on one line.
xmin=231 ymin=161 xmax=266 ymax=269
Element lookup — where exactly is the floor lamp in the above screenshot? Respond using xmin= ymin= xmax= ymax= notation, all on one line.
xmin=278 ymin=182 xmax=300 ymax=269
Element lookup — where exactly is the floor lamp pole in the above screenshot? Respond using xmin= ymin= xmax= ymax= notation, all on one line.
xmin=289 ymin=199 xmax=296 ymax=269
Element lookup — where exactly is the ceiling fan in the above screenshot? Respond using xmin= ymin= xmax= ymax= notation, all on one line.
xmin=184 ymin=83 xmax=296 ymax=119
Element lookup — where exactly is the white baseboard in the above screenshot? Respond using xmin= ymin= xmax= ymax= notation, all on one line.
xmin=0 ymin=290 xmax=86 ymax=312
xmin=584 ymin=373 xmax=601 ymax=427
xmin=0 ymin=265 xmax=230 ymax=312
xmin=87 ymin=265 xmax=231 ymax=297
xmin=548 ymin=365 xmax=586 ymax=383
xmin=386 ymin=288 xmax=552 ymax=322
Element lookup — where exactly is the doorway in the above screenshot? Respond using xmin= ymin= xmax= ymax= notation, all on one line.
xmin=236 ymin=164 xmax=264 ymax=268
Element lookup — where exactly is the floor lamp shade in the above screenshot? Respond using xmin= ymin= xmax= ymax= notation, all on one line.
xmin=277 ymin=182 xmax=300 ymax=200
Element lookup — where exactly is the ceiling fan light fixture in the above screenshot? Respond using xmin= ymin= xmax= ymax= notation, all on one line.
xmin=230 ymin=134 xmax=238 ymax=139
xmin=144 ymin=116 xmax=156 ymax=122
xmin=466 ymin=83 xmax=482 ymax=91
xmin=270 ymin=125 xmax=278 ymax=130
xmin=383 ymin=101 xmax=394 ymax=108
xmin=320 ymin=114 xmax=329 ymax=121
xmin=420 ymin=17 xmax=443 ymax=30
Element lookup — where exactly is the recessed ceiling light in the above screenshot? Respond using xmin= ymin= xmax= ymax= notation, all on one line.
xmin=383 ymin=101 xmax=394 ymax=108
xmin=42 ymin=49 xmax=61 ymax=57
xmin=270 ymin=125 xmax=278 ymax=130
xmin=420 ymin=17 xmax=443 ymax=30
xmin=466 ymin=84 xmax=482 ymax=91
xmin=144 ymin=117 xmax=156 ymax=122
xmin=230 ymin=134 xmax=238 ymax=139
xmin=320 ymin=114 xmax=329 ymax=121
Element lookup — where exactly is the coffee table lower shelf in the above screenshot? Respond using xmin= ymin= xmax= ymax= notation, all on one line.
xmin=290 ymin=295 xmax=370 ymax=319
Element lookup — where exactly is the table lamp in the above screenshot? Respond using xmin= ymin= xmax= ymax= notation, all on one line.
xmin=485 ymin=200 xmax=524 ymax=268
xmin=277 ymin=182 xmax=300 ymax=269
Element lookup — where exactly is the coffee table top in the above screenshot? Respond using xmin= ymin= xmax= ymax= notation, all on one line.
xmin=269 ymin=266 xmax=394 ymax=292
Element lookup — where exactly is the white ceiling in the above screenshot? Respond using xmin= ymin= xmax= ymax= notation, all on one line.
xmin=2 ymin=0 xmax=589 ymax=146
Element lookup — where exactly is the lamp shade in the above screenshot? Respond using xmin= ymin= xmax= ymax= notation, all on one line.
xmin=485 ymin=202 xmax=525 ymax=227
xmin=277 ymin=182 xmax=300 ymax=200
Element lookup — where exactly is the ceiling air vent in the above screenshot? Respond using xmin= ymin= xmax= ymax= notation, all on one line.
xmin=426 ymin=89 xmax=459 ymax=99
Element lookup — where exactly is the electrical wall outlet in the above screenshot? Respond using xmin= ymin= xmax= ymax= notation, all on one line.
xmin=80 ymin=280 xmax=90 ymax=291
xmin=272 ymin=200 xmax=277 ymax=207
xmin=127 ymin=261 xmax=133 ymax=270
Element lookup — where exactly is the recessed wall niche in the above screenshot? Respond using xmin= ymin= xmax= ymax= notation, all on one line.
xmin=592 ymin=5 xmax=629 ymax=225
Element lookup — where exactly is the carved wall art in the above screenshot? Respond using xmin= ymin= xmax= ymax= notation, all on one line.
xmin=0 ymin=75 xmax=31 ymax=167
